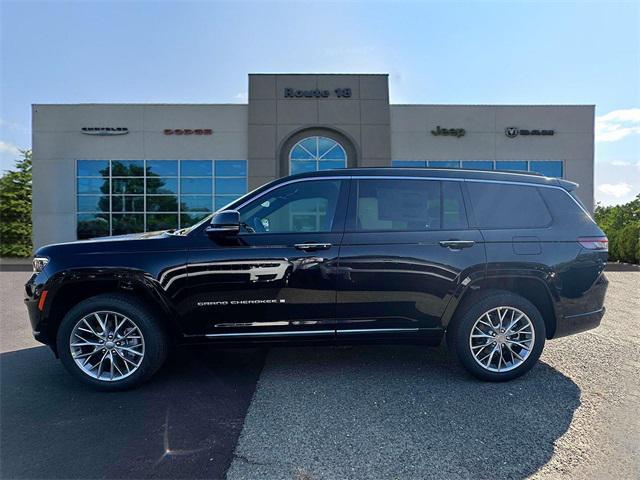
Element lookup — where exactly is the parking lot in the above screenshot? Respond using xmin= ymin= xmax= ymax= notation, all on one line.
xmin=1 ymin=269 xmax=638 ymax=479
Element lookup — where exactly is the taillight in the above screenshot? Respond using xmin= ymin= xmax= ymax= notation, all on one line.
xmin=578 ymin=236 xmax=608 ymax=250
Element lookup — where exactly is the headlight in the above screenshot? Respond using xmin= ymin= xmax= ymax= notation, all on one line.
xmin=32 ymin=257 xmax=49 ymax=273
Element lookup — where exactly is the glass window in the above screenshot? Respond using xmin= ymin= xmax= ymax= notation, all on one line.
xmin=147 ymin=214 xmax=178 ymax=231
xmin=76 ymin=159 xmax=246 ymax=238
xmin=77 ymin=214 xmax=109 ymax=239
xmin=429 ymin=161 xmax=461 ymax=168
xmin=462 ymin=161 xmax=494 ymax=170
xmin=147 ymin=196 xmax=179 ymax=212
xmin=112 ymin=214 xmax=144 ymax=235
xmin=181 ymin=178 xmax=212 ymax=194
xmin=147 ymin=177 xmax=178 ymax=194
xmin=112 ymin=178 xmax=144 ymax=195
xmin=356 ymin=179 xmax=441 ymax=231
xmin=467 ymin=182 xmax=552 ymax=229
xmin=181 ymin=212 xmax=210 ymax=228
xmin=215 ymin=177 xmax=246 ymax=195
xmin=530 ymin=161 xmax=563 ymax=178
xmin=77 ymin=178 xmax=109 ymax=194
xmin=77 ymin=196 xmax=109 ymax=213
xmin=289 ymin=136 xmax=347 ymax=174
xmin=391 ymin=160 xmax=427 ymax=168
xmin=496 ymin=161 xmax=528 ymax=172
xmin=146 ymin=160 xmax=178 ymax=177
xmin=112 ymin=196 xmax=145 ymax=212
xmin=290 ymin=160 xmax=317 ymax=175
xmin=77 ymin=160 xmax=109 ymax=177
xmin=215 ymin=195 xmax=242 ymax=211
xmin=240 ymin=180 xmax=342 ymax=234
xmin=215 ymin=160 xmax=247 ymax=177
xmin=181 ymin=160 xmax=212 ymax=176
xmin=180 ymin=195 xmax=212 ymax=212
xmin=111 ymin=160 xmax=144 ymax=176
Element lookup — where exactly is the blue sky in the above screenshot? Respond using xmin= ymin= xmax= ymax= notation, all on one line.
xmin=1 ymin=0 xmax=638 ymax=205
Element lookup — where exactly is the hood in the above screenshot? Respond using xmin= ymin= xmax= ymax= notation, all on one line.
xmin=35 ymin=230 xmax=176 ymax=257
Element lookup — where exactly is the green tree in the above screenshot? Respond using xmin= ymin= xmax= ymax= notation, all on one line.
xmin=594 ymin=194 xmax=640 ymax=263
xmin=0 ymin=149 xmax=32 ymax=257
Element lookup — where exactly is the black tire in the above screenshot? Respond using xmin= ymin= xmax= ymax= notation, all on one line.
xmin=447 ymin=290 xmax=546 ymax=382
xmin=57 ymin=294 xmax=168 ymax=391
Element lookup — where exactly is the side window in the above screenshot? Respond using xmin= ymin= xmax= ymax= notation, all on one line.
xmin=467 ymin=182 xmax=552 ymax=229
xmin=239 ymin=180 xmax=342 ymax=233
xmin=355 ymin=179 xmax=441 ymax=231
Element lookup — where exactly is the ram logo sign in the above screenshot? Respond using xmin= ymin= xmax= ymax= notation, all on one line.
xmin=505 ymin=127 xmax=555 ymax=138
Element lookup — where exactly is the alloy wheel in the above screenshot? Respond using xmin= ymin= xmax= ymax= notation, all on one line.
xmin=69 ymin=311 xmax=145 ymax=381
xmin=468 ymin=306 xmax=535 ymax=373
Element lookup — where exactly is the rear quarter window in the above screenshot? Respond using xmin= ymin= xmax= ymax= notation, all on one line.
xmin=467 ymin=182 xmax=552 ymax=229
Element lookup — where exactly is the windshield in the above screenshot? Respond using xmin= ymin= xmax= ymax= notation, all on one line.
xmin=172 ymin=186 xmax=260 ymax=235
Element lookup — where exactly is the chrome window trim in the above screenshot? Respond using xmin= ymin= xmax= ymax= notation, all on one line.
xmin=230 ymin=173 xmax=592 ymax=227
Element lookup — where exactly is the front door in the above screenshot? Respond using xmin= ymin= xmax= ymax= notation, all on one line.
xmin=336 ymin=177 xmax=486 ymax=339
xmin=186 ymin=178 xmax=349 ymax=338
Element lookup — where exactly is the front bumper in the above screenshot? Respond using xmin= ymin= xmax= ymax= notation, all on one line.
xmin=24 ymin=272 xmax=52 ymax=346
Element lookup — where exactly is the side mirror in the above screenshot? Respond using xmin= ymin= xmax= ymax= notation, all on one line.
xmin=205 ymin=210 xmax=240 ymax=236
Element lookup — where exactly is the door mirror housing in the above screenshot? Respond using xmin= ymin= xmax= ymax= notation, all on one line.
xmin=205 ymin=210 xmax=240 ymax=236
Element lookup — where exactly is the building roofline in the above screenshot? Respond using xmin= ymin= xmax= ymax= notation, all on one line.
xmin=390 ymin=103 xmax=596 ymax=107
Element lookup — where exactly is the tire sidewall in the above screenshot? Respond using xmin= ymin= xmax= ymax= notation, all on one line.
xmin=451 ymin=291 xmax=546 ymax=382
xmin=57 ymin=294 xmax=166 ymax=391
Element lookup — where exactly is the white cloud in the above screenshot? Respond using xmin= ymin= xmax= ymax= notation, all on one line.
xmin=595 ymin=108 xmax=640 ymax=142
xmin=0 ymin=140 xmax=21 ymax=156
xmin=598 ymin=182 xmax=633 ymax=198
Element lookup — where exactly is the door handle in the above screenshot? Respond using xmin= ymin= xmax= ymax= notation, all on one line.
xmin=439 ymin=240 xmax=475 ymax=250
xmin=294 ymin=243 xmax=332 ymax=251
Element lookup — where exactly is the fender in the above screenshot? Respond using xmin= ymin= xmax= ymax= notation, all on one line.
xmin=40 ymin=267 xmax=185 ymax=339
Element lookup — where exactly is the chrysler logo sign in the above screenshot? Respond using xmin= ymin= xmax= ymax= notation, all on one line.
xmin=81 ymin=127 xmax=129 ymax=136
xmin=505 ymin=127 xmax=554 ymax=138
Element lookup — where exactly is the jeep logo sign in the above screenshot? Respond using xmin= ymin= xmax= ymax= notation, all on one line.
xmin=505 ymin=127 xmax=554 ymax=138
xmin=431 ymin=126 xmax=466 ymax=138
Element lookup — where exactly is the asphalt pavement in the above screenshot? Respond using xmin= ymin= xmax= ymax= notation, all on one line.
xmin=1 ymin=270 xmax=638 ymax=479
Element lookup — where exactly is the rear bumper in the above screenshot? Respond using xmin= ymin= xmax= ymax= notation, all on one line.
xmin=554 ymin=306 xmax=605 ymax=338
xmin=553 ymin=272 xmax=608 ymax=338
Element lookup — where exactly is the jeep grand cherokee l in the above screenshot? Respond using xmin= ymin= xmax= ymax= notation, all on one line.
xmin=25 ymin=168 xmax=608 ymax=390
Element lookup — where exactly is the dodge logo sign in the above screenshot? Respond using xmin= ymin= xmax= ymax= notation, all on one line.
xmin=505 ymin=127 xmax=554 ymax=138
xmin=164 ymin=129 xmax=213 ymax=135
xmin=81 ymin=127 xmax=129 ymax=136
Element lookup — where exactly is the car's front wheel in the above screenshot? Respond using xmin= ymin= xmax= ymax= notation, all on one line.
xmin=57 ymin=294 xmax=168 ymax=391
xmin=448 ymin=291 xmax=546 ymax=381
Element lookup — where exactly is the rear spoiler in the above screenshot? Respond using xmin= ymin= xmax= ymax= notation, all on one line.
xmin=556 ymin=179 xmax=578 ymax=191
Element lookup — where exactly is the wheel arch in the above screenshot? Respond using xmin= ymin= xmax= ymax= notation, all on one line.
xmin=444 ymin=275 xmax=558 ymax=339
xmin=42 ymin=269 xmax=181 ymax=355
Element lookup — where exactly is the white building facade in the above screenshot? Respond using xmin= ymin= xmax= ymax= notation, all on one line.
xmin=32 ymin=73 xmax=594 ymax=248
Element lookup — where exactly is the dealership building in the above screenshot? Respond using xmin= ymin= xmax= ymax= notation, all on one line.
xmin=32 ymin=73 xmax=595 ymax=248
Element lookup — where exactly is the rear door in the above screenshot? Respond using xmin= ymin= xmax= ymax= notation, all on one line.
xmin=335 ymin=177 xmax=486 ymax=339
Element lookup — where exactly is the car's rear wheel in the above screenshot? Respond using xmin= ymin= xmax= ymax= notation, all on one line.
xmin=57 ymin=294 xmax=168 ymax=391
xmin=448 ymin=291 xmax=546 ymax=381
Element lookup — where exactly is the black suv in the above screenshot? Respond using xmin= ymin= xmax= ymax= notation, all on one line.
xmin=25 ymin=168 xmax=608 ymax=390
